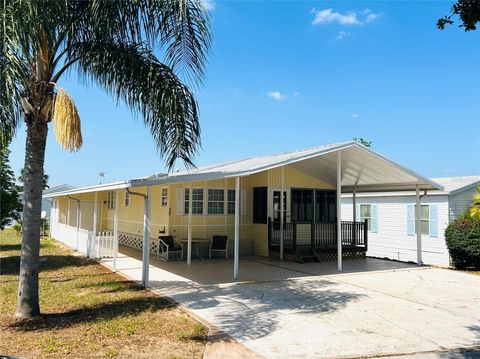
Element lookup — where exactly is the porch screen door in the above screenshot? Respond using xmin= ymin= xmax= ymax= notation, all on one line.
xmin=272 ymin=191 xmax=287 ymax=224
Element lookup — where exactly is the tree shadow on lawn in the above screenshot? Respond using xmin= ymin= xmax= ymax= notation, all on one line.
xmin=0 ymin=243 xmax=22 ymax=252
xmin=76 ymin=279 xmax=142 ymax=293
xmin=8 ymin=296 xmax=177 ymax=332
xmin=0 ymin=254 xmax=97 ymax=276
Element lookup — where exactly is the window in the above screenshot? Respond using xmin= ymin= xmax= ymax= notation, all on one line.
xmin=416 ymin=205 xmax=430 ymax=235
xmin=161 ymin=188 xmax=168 ymax=207
xmin=227 ymin=189 xmax=236 ymax=214
xmin=360 ymin=204 xmax=371 ymax=230
xmin=253 ymin=187 xmax=267 ymax=223
xmin=107 ymin=191 xmax=115 ymax=210
xmin=291 ymin=189 xmax=313 ymax=222
xmin=184 ymin=188 xmax=204 ymax=215
xmin=407 ymin=204 xmax=437 ymax=237
xmin=124 ymin=190 xmax=130 ymax=207
xmin=208 ymin=189 xmax=224 ymax=214
xmin=315 ymin=190 xmax=336 ymax=222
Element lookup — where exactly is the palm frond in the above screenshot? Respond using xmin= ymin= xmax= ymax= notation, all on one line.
xmin=66 ymin=0 xmax=211 ymax=85
xmin=469 ymin=186 xmax=480 ymax=218
xmin=72 ymin=40 xmax=200 ymax=168
xmin=52 ymin=86 xmax=82 ymax=152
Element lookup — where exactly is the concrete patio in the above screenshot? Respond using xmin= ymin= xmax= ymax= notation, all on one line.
xmin=102 ymin=246 xmax=480 ymax=358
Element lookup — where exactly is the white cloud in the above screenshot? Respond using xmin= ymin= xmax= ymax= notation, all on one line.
xmin=267 ymin=91 xmax=287 ymax=100
xmin=311 ymin=8 xmax=361 ymax=26
xmin=365 ymin=13 xmax=380 ymax=23
xmin=201 ymin=0 xmax=215 ymax=11
xmin=351 ymin=113 xmax=359 ymax=118
xmin=293 ymin=92 xmax=300 ymax=97
xmin=311 ymin=8 xmax=380 ymax=26
xmin=336 ymin=30 xmax=351 ymax=40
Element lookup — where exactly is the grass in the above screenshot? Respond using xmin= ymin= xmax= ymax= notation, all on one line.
xmin=0 ymin=229 xmax=208 ymax=358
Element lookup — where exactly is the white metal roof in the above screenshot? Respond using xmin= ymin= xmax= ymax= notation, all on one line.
xmin=431 ymin=176 xmax=480 ymax=194
xmin=45 ymin=141 xmax=443 ymax=197
xmin=43 ymin=181 xmax=130 ymax=198
xmin=43 ymin=184 xmax=75 ymax=195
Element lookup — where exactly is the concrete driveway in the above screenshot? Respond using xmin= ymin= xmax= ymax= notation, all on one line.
xmin=104 ymin=250 xmax=480 ymax=358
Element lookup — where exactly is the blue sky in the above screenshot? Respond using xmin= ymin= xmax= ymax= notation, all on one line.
xmin=9 ymin=1 xmax=480 ymax=187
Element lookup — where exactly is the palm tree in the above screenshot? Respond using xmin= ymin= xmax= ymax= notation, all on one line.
xmin=18 ymin=168 xmax=49 ymax=191
xmin=469 ymin=186 xmax=480 ymax=218
xmin=1 ymin=0 xmax=211 ymax=318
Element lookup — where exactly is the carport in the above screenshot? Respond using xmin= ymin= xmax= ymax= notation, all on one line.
xmin=47 ymin=141 xmax=444 ymax=287
xmin=131 ymin=141 xmax=443 ymax=282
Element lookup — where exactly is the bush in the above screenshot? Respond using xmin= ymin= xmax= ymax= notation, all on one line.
xmin=13 ymin=222 xmax=22 ymax=235
xmin=445 ymin=215 xmax=480 ymax=269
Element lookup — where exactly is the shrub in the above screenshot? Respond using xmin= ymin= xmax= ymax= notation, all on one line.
xmin=445 ymin=215 xmax=480 ymax=269
xmin=13 ymin=222 xmax=22 ymax=235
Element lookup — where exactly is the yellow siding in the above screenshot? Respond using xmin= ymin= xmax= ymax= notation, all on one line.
xmin=268 ymin=166 xmax=334 ymax=189
xmin=52 ymin=163 xmax=334 ymax=258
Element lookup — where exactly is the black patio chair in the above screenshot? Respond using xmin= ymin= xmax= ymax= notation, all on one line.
xmin=209 ymin=235 xmax=228 ymax=259
xmin=157 ymin=235 xmax=183 ymax=261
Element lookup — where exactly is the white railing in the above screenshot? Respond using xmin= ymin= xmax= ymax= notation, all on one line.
xmin=52 ymin=222 xmax=90 ymax=255
xmin=50 ymin=222 xmax=115 ymax=259
xmin=93 ymin=231 xmax=114 ymax=259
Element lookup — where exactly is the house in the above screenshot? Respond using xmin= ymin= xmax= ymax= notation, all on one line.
xmin=42 ymin=184 xmax=75 ymax=223
xmin=18 ymin=184 xmax=75 ymax=224
xmin=341 ymin=176 xmax=479 ymax=267
xmin=45 ymin=141 xmax=442 ymax=286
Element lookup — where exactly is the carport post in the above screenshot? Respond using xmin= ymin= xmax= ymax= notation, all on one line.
xmin=141 ymin=187 xmax=151 ymax=287
xmin=233 ymin=176 xmax=240 ymax=279
xmin=93 ymin=192 xmax=98 ymax=235
xmin=416 ymin=185 xmax=422 ymax=265
xmin=76 ymin=199 xmax=80 ymax=250
xmin=187 ymin=185 xmax=193 ymax=266
xmin=113 ymin=190 xmax=119 ymax=271
xmin=337 ymin=151 xmax=342 ymax=272
xmin=352 ymin=187 xmax=357 ymax=246
xmin=91 ymin=192 xmax=98 ymax=259
xmin=280 ymin=166 xmax=284 ymax=261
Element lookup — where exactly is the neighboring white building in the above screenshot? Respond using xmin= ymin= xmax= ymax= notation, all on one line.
xmin=341 ymin=176 xmax=480 ymax=267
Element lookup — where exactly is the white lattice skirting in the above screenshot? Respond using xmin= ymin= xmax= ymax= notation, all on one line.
xmin=118 ymin=232 xmax=159 ymax=254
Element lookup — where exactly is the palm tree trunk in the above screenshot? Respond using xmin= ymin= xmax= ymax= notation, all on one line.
xmin=15 ymin=118 xmax=48 ymax=318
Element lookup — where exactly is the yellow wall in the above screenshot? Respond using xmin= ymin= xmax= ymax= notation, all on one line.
xmin=52 ymin=163 xmax=335 ymax=258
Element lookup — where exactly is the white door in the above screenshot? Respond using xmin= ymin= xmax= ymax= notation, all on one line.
xmin=269 ymin=188 xmax=290 ymax=223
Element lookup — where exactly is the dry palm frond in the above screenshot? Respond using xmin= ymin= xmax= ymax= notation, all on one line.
xmin=469 ymin=186 xmax=480 ymax=218
xmin=52 ymin=86 xmax=83 ymax=152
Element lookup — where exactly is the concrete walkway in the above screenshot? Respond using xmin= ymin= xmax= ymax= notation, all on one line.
xmin=102 ymin=247 xmax=480 ymax=359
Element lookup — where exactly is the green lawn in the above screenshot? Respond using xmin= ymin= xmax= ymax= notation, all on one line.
xmin=0 ymin=229 xmax=207 ymax=358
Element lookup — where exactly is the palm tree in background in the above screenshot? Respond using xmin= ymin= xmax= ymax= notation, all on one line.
xmin=18 ymin=168 xmax=49 ymax=191
xmin=1 ymin=0 xmax=211 ymax=318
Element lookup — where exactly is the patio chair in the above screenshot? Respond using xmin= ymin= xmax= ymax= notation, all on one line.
xmin=209 ymin=235 xmax=228 ymax=259
xmin=157 ymin=235 xmax=183 ymax=261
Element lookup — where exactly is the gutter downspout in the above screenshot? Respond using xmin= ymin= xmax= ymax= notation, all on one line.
xmin=67 ymin=195 xmax=80 ymax=251
xmin=127 ymin=188 xmax=151 ymax=288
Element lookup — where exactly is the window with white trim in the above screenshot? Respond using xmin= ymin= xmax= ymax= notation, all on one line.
xmin=184 ymin=188 xmax=203 ymax=215
xmin=107 ymin=191 xmax=115 ymax=210
xmin=227 ymin=189 xmax=236 ymax=214
xmin=416 ymin=205 xmax=430 ymax=235
xmin=360 ymin=204 xmax=371 ymax=230
xmin=124 ymin=190 xmax=130 ymax=207
xmin=208 ymin=189 xmax=224 ymax=214
xmin=161 ymin=188 xmax=168 ymax=207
